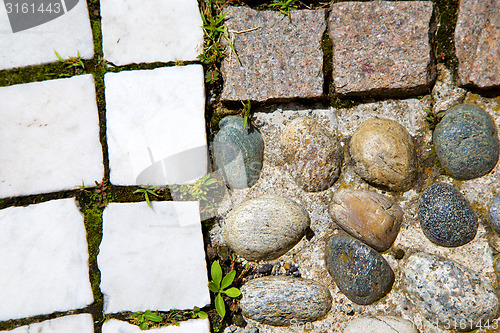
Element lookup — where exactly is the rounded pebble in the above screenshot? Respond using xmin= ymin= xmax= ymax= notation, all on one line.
xmin=213 ymin=116 xmax=264 ymax=189
xmin=240 ymin=276 xmax=332 ymax=326
xmin=350 ymin=117 xmax=416 ymax=191
xmin=324 ymin=234 xmax=395 ymax=305
xmin=403 ymin=252 xmax=499 ymax=331
xmin=329 ymin=189 xmax=403 ymax=251
xmin=418 ymin=183 xmax=478 ymax=247
xmin=281 ymin=117 xmax=342 ymax=192
xmin=433 ymin=103 xmax=499 ymax=180
xmin=489 ymin=193 xmax=500 ymax=234
xmin=344 ymin=316 xmax=419 ymax=333
xmin=222 ymin=195 xmax=310 ymax=261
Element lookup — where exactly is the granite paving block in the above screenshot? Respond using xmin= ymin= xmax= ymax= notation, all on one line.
xmin=328 ymin=1 xmax=437 ymax=97
xmin=0 ymin=75 xmax=104 ymax=199
xmin=0 ymin=0 xmax=93 ymax=70
xmin=98 ymin=202 xmax=210 ymax=314
xmin=0 ymin=199 xmax=94 ymax=321
xmin=221 ymin=7 xmax=325 ymax=102
xmin=0 ymin=314 xmax=94 ymax=333
xmin=105 ymin=65 xmax=207 ymax=186
xmin=100 ymin=0 xmax=203 ymax=66
xmin=455 ymin=0 xmax=500 ymax=89
xmin=102 ymin=319 xmax=210 ymax=333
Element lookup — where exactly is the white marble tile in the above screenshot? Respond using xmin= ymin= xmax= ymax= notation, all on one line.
xmin=0 ymin=199 xmax=94 ymax=321
xmin=105 ymin=65 xmax=207 ymax=186
xmin=0 ymin=0 xmax=94 ymax=70
xmin=0 ymin=75 xmax=104 ymax=199
xmin=0 ymin=314 xmax=94 ymax=333
xmin=102 ymin=319 xmax=210 ymax=333
xmin=98 ymin=201 xmax=210 ymax=314
xmin=100 ymin=0 xmax=203 ymax=66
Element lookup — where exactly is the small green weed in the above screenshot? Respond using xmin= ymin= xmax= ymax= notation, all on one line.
xmin=241 ymin=100 xmax=251 ymax=129
xmin=129 ymin=310 xmax=163 ymax=330
xmin=192 ymin=306 xmax=208 ymax=319
xmin=54 ymin=50 xmax=85 ymax=70
xmin=209 ymin=261 xmax=241 ymax=318
xmin=424 ymin=108 xmax=445 ymax=131
xmin=134 ymin=187 xmax=162 ymax=208
xmin=269 ymin=0 xmax=298 ymax=18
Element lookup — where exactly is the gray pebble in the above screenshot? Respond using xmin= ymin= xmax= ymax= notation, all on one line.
xmin=222 ymin=195 xmax=310 ymax=261
xmin=489 ymin=193 xmax=500 ymax=234
xmin=240 ymin=276 xmax=332 ymax=326
xmin=213 ymin=116 xmax=264 ymax=189
xmin=324 ymin=234 xmax=394 ymax=305
xmin=403 ymin=252 xmax=499 ymax=331
xmin=433 ymin=103 xmax=499 ymax=180
xmin=418 ymin=183 xmax=477 ymax=247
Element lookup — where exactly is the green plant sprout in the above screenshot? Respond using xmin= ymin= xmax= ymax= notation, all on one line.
xmin=269 ymin=0 xmax=298 ymax=18
xmin=192 ymin=306 xmax=208 ymax=319
xmin=54 ymin=50 xmax=85 ymax=70
xmin=134 ymin=187 xmax=161 ymax=208
xmin=424 ymin=108 xmax=445 ymax=131
xmin=209 ymin=260 xmax=241 ymax=318
xmin=242 ymin=99 xmax=251 ymax=129
xmin=129 ymin=310 xmax=163 ymax=330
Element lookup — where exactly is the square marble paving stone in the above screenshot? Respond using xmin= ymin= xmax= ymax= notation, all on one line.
xmin=100 ymin=0 xmax=203 ymax=66
xmin=0 ymin=0 xmax=94 ymax=70
xmin=105 ymin=65 xmax=207 ymax=186
xmin=102 ymin=319 xmax=210 ymax=333
xmin=0 ymin=314 xmax=94 ymax=333
xmin=0 ymin=75 xmax=104 ymax=199
xmin=97 ymin=201 xmax=210 ymax=314
xmin=0 ymin=199 xmax=94 ymax=321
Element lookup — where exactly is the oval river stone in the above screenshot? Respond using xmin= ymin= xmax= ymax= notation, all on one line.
xmin=418 ymin=183 xmax=477 ymax=247
xmin=280 ymin=116 xmax=342 ymax=192
xmin=240 ymin=276 xmax=332 ymax=326
xmin=329 ymin=189 xmax=403 ymax=251
xmin=213 ymin=116 xmax=264 ymax=189
xmin=433 ymin=103 xmax=499 ymax=180
xmin=349 ymin=117 xmax=416 ymax=191
xmin=404 ymin=252 xmax=499 ymax=332
xmin=222 ymin=195 xmax=310 ymax=261
xmin=344 ymin=316 xmax=419 ymax=333
xmin=324 ymin=234 xmax=394 ymax=305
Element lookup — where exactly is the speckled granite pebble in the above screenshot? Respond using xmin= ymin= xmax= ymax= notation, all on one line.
xmin=222 ymin=195 xmax=310 ymax=261
xmin=240 ymin=276 xmax=332 ymax=326
xmin=329 ymin=189 xmax=403 ymax=252
xmin=221 ymin=7 xmax=325 ymax=102
xmin=350 ymin=117 xmax=416 ymax=191
xmin=418 ymin=183 xmax=477 ymax=247
xmin=344 ymin=316 xmax=419 ymax=333
xmin=328 ymin=1 xmax=437 ymax=97
xmin=281 ymin=117 xmax=342 ymax=192
xmin=433 ymin=104 xmax=499 ymax=180
xmin=324 ymin=234 xmax=394 ymax=305
xmin=490 ymin=193 xmax=500 ymax=234
xmin=213 ymin=116 xmax=264 ymax=189
xmin=404 ymin=252 xmax=499 ymax=331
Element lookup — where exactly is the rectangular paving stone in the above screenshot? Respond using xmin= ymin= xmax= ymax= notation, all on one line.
xmin=105 ymin=65 xmax=207 ymax=186
xmin=221 ymin=7 xmax=325 ymax=102
xmin=102 ymin=319 xmax=210 ymax=333
xmin=455 ymin=0 xmax=500 ymax=88
xmin=97 ymin=202 xmax=210 ymax=314
xmin=0 ymin=314 xmax=94 ymax=333
xmin=0 ymin=199 xmax=94 ymax=321
xmin=100 ymin=0 xmax=203 ymax=66
xmin=0 ymin=0 xmax=94 ymax=70
xmin=0 ymin=75 xmax=104 ymax=199
xmin=328 ymin=1 xmax=437 ymax=98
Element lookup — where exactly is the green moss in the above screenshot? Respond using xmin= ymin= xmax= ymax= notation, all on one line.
xmin=433 ymin=0 xmax=459 ymax=76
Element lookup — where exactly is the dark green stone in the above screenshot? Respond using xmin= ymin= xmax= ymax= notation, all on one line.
xmin=418 ymin=183 xmax=477 ymax=247
xmin=324 ymin=234 xmax=394 ymax=305
xmin=213 ymin=116 xmax=264 ymax=189
xmin=433 ymin=104 xmax=499 ymax=180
